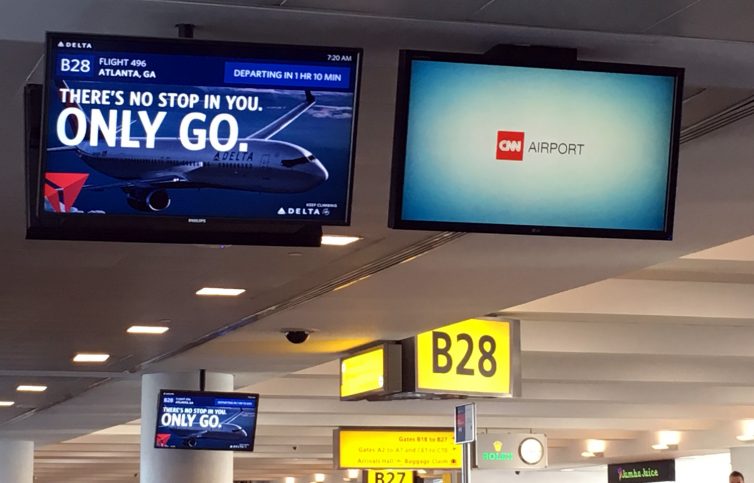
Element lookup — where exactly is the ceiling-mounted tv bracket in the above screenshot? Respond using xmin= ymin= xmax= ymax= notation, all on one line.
xmin=176 ymin=23 xmax=196 ymax=39
xmin=483 ymin=44 xmax=578 ymax=65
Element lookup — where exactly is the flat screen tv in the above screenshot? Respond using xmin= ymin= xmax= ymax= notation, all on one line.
xmin=155 ymin=390 xmax=259 ymax=451
xmin=28 ymin=32 xmax=362 ymax=245
xmin=389 ymin=49 xmax=683 ymax=240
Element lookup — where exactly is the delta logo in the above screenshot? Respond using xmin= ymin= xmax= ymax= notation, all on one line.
xmin=496 ymin=131 xmax=525 ymax=161
xmin=44 ymin=172 xmax=89 ymax=213
xmin=57 ymin=41 xmax=93 ymax=49
xmin=155 ymin=433 xmax=171 ymax=447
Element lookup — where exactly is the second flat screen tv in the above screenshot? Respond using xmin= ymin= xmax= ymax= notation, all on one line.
xmin=390 ymin=50 xmax=684 ymax=240
xmin=155 ymin=390 xmax=259 ymax=451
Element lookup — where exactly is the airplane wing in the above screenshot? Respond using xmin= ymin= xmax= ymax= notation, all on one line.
xmin=223 ymin=409 xmax=252 ymax=425
xmin=247 ymin=91 xmax=315 ymax=140
xmin=178 ymin=429 xmax=209 ymax=440
xmin=83 ymin=175 xmax=191 ymax=191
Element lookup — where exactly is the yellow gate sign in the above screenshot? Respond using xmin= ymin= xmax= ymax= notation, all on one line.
xmin=365 ymin=470 xmax=415 ymax=483
xmin=415 ymin=318 xmax=520 ymax=397
xmin=335 ymin=428 xmax=462 ymax=469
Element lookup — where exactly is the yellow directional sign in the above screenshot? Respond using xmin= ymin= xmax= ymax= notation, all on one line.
xmin=335 ymin=428 xmax=462 ymax=470
xmin=341 ymin=346 xmax=385 ymax=399
xmin=415 ymin=318 xmax=519 ymax=397
xmin=340 ymin=343 xmax=402 ymax=400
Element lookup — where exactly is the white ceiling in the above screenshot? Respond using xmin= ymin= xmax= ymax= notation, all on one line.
xmin=2 ymin=0 xmax=754 ymax=481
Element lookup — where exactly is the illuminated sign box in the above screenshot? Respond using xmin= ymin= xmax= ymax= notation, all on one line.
xmin=364 ymin=470 xmax=415 ymax=483
xmin=340 ymin=343 xmax=402 ymax=401
xmin=334 ymin=428 xmax=462 ymax=470
xmin=475 ymin=433 xmax=547 ymax=469
xmin=607 ymin=460 xmax=675 ymax=483
xmin=404 ymin=317 xmax=521 ymax=398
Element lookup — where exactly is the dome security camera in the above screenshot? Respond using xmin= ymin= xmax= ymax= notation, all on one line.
xmin=283 ymin=329 xmax=310 ymax=344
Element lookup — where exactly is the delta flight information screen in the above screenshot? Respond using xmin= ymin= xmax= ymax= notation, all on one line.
xmin=41 ymin=33 xmax=361 ymax=224
xmin=155 ymin=390 xmax=259 ymax=451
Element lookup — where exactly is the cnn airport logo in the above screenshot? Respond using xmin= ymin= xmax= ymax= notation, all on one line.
xmin=496 ymin=131 xmax=525 ymax=161
xmin=496 ymin=130 xmax=585 ymax=161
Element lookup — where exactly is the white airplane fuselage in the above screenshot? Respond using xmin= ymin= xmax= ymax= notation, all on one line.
xmin=75 ymin=137 xmax=329 ymax=193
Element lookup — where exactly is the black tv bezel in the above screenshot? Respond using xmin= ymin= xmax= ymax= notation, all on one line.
xmin=28 ymin=32 xmax=363 ymax=246
xmin=388 ymin=49 xmax=684 ymax=241
xmin=154 ymin=389 xmax=260 ymax=452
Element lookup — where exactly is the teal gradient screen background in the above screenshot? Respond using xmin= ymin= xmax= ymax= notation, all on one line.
xmin=401 ymin=60 xmax=677 ymax=231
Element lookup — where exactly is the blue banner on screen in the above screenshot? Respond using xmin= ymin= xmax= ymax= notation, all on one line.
xmin=391 ymin=51 xmax=682 ymax=239
xmin=41 ymin=34 xmax=360 ymax=225
xmin=224 ymin=62 xmax=351 ymax=89
xmin=155 ymin=390 xmax=259 ymax=451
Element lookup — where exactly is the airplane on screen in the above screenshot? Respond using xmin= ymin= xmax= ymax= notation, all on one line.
xmin=47 ymin=82 xmax=329 ymax=213
xmin=156 ymin=409 xmax=254 ymax=448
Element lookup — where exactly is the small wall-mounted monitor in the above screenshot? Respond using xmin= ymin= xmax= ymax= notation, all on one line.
xmin=28 ymin=32 xmax=362 ymax=245
xmin=155 ymin=390 xmax=259 ymax=451
xmin=389 ymin=49 xmax=683 ymax=240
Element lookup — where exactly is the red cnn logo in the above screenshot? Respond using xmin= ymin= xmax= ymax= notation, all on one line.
xmin=496 ymin=131 xmax=525 ymax=161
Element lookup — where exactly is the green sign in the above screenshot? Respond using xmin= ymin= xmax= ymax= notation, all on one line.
xmin=619 ymin=468 xmax=659 ymax=479
xmin=481 ymin=451 xmax=513 ymax=461
xmin=608 ymin=460 xmax=675 ymax=483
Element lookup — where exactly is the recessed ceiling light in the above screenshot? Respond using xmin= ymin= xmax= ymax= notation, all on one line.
xmin=285 ymin=478 xmax=295 ymax=483
xmin=127 ymin=325 xmax=170 ymax=335
xmin=73 ymin=353 xmax=110 ymax=363
xmin=321 ymin=235 xmax=361 ymax=246
xmin=314 ymin=474 xmax=326 ymax=483
xmin=346 ymin=469 xmax=360 ymax=479
xmin=739 ymin=420 xmax=754 ymax=441
xmin=0 ymin=401 xmax=14 ymax=407
xmin=195 ymin=287 xmax=246 ymax=296
xmin=586 ymin=439 xmax=606 ymax=456
xmin=653 ymin=430 xmax=680 ymax=450
xmin=17 ymin=385 xmax=47 ymax=392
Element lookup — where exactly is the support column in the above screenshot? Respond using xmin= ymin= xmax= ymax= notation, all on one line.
xmin=140 ymin=372 xmax=234 ymax=483
xmin=0 ymin=440 xmax=33 ymax=483
xmin=731 ymin=447 xmax=754 ymax=480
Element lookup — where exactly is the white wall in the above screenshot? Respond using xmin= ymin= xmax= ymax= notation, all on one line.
xmin=471 ymin=468 xmax=603 ymax=483
xmin=676 ymin=453 xmax=732 ymax=482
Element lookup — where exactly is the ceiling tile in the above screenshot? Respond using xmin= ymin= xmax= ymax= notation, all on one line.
xmin=155 ymin=0 xmax=284 ymax=6
xmin=646 ymin=0 xmax=754 ymax=42
xmin=471 ymin=0 xmax=700 ymax=34
xmin=282 ymin=0 xmax=492 ymax=21
xmin=681 ymin=87 xmax=754 ymax=129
